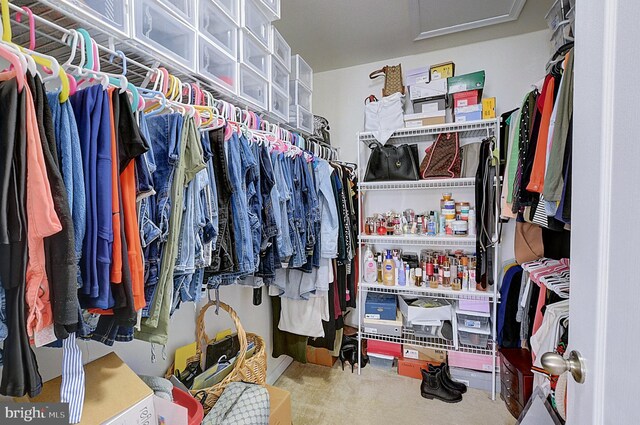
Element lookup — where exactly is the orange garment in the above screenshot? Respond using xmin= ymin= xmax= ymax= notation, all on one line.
xmin=121 ymin=160 xmax=145 ymax=310
xmin=23 ymin=83 xmax=62 ymax=346
xmin=526 ymin=75 xmax=555 ymax=193
xmin=108 ymin=87 xmax=123 ymax=284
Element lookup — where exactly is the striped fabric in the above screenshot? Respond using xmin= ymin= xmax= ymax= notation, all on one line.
xmin=61 ymin=334 xmax=85 ymax=423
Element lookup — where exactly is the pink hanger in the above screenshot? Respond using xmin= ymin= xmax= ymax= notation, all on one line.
xmin=15 ymin=6 xmax=35 ymax=50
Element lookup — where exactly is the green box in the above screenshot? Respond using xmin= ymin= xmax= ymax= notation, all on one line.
xmin=447 ymin=71 xmax=485 ymax=95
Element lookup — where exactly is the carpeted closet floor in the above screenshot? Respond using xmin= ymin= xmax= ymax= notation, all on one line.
xmin=275 ymin=361 xmax=516 ymax=425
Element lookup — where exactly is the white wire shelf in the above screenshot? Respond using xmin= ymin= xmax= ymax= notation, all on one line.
xmin=360 ymin=282 xmax=499 ymax=300
xmin=358 ymin=177 xmax=476 ymax=191
xmin=358 ymin=234 xmax=476 ymax=247
xmin=358 ymin=119 xmax=499 ymax=145
xmin=361 ymin=331 xmax=494 ymax=356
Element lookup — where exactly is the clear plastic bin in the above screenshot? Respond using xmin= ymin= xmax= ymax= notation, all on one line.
xmin=242 ymin=0 xmax=272 ymax=48
xmin=199 ymin=0 xmax=239 ymax=59
xmin=157 ymin=0 xmax=196 ymax=25
xmin=458 ymin=327 xmax=490 ymax=348
xmin=60 ymin=0 xmax=128 ymax=35
xmin=240 ymin=30 xmax=270 ymax=80
xmin=291 ymin=54 xmax=312 ymax=90
xmin=271 ymin=59 xmax=290 ymax=93
xmin=456 ymin=312 xmax=490 ymax=330
xmin=213 ymin=0 xmax=240 ymax=24
xmin=257 ymin=0 xmax=280 ymax=20
xmin=133 ymin=0 xmax=196 ymax=69
xmin=271 ymin=27 xmax=291 ymax=70
xmin=239 ymin=64 xmax=269 ymax=110
xmin=289 ymin=105 xmax=313 ymax=134
xmin=369 ymin=353 xmax=396 ymax=370
xmin=289 ymin=80 xmax=312 ymax=111
xmin=269 ymin=85 xmax=289 ymax=122
xmin=409 ymin=322 xmax=441 ymax=338
xmin=198 ymin=37 xmax=237 ymax=94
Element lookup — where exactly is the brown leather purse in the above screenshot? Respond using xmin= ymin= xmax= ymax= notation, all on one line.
xmin=369 ymin=64 xmax=405 ymax=97
xmin=419 ymin=132 xmax=462 ymax=179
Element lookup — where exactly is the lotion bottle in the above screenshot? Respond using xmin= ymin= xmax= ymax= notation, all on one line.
xmin=363 ymin=245 xmax=377 ymax=283
xmin=382 ymin=250 xmax=396 ymax=286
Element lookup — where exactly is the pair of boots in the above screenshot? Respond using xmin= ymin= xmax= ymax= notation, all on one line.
xmin=420 ymin=363 xmax=467 ymax=403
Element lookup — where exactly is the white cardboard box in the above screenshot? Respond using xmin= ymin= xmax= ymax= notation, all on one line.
xmin=409 ymin=78 xmax=448 ymax=100
xmin=399 ymin=296 xmax=453 ymax=324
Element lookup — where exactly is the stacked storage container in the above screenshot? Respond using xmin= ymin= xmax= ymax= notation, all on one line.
xmin=289 ymin=55 xmax=313 ymax=134
xmin=270 ymin=27 xmax=291 ymax=122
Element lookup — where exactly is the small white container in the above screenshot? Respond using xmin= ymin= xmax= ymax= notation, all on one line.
xmin=289 ymin=80 xmax=312 ymax=112
xmin=290 ymin=54 xmax=313 ymax=90
xmin=157 ymin=0 xmax=196 ymax=25
xmin=240 ymin=30 xmax=271 ymax=80
xmin=289 ymin=105 xmax=313 ymax=134
xmin=198 ymin=37 xmax=238 ymax=94
xmin=239 ymin=64 xmax=269 ymax=110
xmin=271 ymin=58 xmax=290 ymax=94
xmin=257 ymin=0 xmax=281 ymax=20
xmin=242 ymin=0 xmax=272 ymax=48
xmin=271 ymin=27 xmax=291 ymax=69
xmin=269 ymin=85 xmax=289 ymax=122
xmin=199 ymin=0 xmax=239 ymax=59
xmin=213 ymin=0 xmax=240 ymax=24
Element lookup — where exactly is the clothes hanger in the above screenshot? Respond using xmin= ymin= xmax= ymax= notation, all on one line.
xmin=109 ymin=50 xmax=142 ymax=110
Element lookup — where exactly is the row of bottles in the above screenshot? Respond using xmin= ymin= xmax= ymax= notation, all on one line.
xmin=363 ymin=246 xmax=478 ymax=291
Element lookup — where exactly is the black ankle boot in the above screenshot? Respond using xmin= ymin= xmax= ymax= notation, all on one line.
xmin=428 ymin=363 xmax=467 ymax=394
xmin=420 ymin=368 xmax=462 ymax=403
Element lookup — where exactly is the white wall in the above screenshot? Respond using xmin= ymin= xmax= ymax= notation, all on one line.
xmin=312 ymin=29 xmax=553 ymax=291
xmin=31 ymin=285 xmax=291 ymax=385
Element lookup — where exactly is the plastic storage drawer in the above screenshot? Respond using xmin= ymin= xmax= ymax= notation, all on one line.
xmin=133 ymin=0 xmax=196 ymax=70
xmin=550 ymin=21 xmax=571 ymax=51
xmin=198 ymin=37 xmax=237 ymax=94
xmin=200 ymin=0 xmax=238 ymax=59
xmin=289 ymin=105 xmax=313 ymax=134
xmin=257 ymin=0 xmax=281 ymax=20
xmin=239 ymin=65 xmax=269 ymax=110
xmin=269 ymin=85 xmax=289 ymax=122
xmin=369 ymin=353 xmax=396 ymax=370
xmin=289 ymin=80 xmax=312 ymax=111
xmin=240 ymin=30 xmax=270 ymax=80
xmin=458 ymin=325 xmax=491 ymax=348
xmin=242 ymin=0 xmax=272 ymax=49
xmin=271 ymin=59 xmax=289 ymax=93
xmin=56 ymin=0 xmax=128 ymax=35
xmin=213 ymin=0 xmax=240 ymax=24
xmin=271 ymin=27 xmax=291 ymax=69
xmin=456 ymin=309 xmax=490 ymax=330
xmin=291 ymin=54 xmax=312 ymax=90
xmin=450 ymin=367 xmax=500 ymax=394
xmin=158 ymin=0 xmax=196 ymax=25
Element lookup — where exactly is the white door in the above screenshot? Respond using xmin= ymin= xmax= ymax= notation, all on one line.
xmin=568 ymin=0 xmax=640 ymax=423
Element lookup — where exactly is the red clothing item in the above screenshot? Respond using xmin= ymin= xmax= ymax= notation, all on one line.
xmin=527 ymin=75 xmax=555 ymax=193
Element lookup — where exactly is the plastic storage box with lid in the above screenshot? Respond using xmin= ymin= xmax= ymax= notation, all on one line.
xmin=256 ymin=0 xmax=281 ymax=20
xmin=363 ymin=310 xmax=402 ymax=337
xmin=198 ymin=36 xmax=238 ymax=94
xmin=271 ymin=27 xmax=291 ymax=70
xmin=448 ymin=351 xmax=498 ymax=372
xmin=289 ymin=105 xmax=313 ymax=134
xmin=458 ymin=299 xmax=490 ymax=314
xmin=271 ymin=59 xmax=290 ymax=93
xmin=239 ymin=64 xmax=268 ymax=110
xmin=132 ymin=0 xmax=196 ymax=70
xmin=240 ymin=30 xmax=271 ymax=80
xmin=364 ymin=292 xmax=397 ymax=321
xmin=450 ymin=367 xmax=501 ymax=393
xmin=458 ymin=322 xmax=491 ymax=348
xmin=369 ymin=353 xmax=396 ymax=370
xmin=158 ymin=0 xmax=196 ymax=26
xmin=289 ymin=80 xmax=312 ymax=112
xmin=290 ymin=54 xmax=313 ymax=90
xmin=551 ymin=21 xmax=572 ymax=51
xmin=212 ymin=0 xmax=240 ymax=24
xmin=398 ymin=296 xmax=453 ymax=324
xmin=54 ymin=0 xmax=128 ymax=36
xmin=199 ymin=0 xmax=239 ymax=59
xmin=456 ymin=307 xmax=490 ymax=330
xmin=269 ymin=85 xmax=289 ymax=122
xmin=242 ymin=0 xmax=272 ymax=49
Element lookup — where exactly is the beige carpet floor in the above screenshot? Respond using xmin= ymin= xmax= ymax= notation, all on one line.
xmin=274 ymin=361 xmax=516 ymax=425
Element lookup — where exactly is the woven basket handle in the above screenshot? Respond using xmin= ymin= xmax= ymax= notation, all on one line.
xmin=195 ymin=301 xmax=249 ymax=374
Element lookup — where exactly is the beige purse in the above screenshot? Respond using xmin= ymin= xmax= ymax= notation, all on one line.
xmin=369 ymin=64 xmax=405 ymax=97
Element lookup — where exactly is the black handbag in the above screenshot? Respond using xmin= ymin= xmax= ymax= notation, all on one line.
xmin=363 ymin=141 xmax=420 ymax=182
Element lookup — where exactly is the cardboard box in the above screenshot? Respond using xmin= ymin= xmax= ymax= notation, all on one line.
xmin=367 ymin=339 xmax=402 ymax=357
xmin=415 ymin=97 xmax=446 ymax=114
xmin=267 ymin=385 xmax=292 ymax=425
xmin=409 ymin=78 xmax=448 ymax=100
xmin=404 ymin=112 xmax=446 ymax=128
xmin=448 ymin=70 xmax=485 ymax=95
xmin=16 ymin=352 xmax=155 ymax=425
xmin=448 ymin=350 xmax=499 ymax=372
xmin=482 ymin=97 xmax=496 ymax=119
xmin=364 ymin=292 xmax=397 ymax=321
xmin=363 ymin=309 xmax=403 ymax=337
xmin=397 ymin=357 xmax=440 ymax=380
xmin=402 ymin=345 xmax=448 ymax=363
xmin=430 ymin=61 xmax=455 ymax=80
xmin=455 ymin=104 xmax=483 ymax=123
xmin=405 ymin=66 xmax=431 ymax=86
xmin=450 ymin=367 xmax=501 ymax=393
xmin=306 ymin=346 xmax=337 ymax=367
xmin=398 ymin=296 xmax=453 ymax=324
xmin=452 ymin=90 xmax=480 ymax=109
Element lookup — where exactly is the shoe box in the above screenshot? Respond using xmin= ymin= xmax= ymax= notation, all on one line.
xmin=449 ymin=366 xmax=501 ymax=394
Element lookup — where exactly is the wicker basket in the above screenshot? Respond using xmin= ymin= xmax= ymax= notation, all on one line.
xmin=166 ymin=300 xmax=267 ymax=414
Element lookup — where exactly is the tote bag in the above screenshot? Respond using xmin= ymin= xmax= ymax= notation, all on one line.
xmin=364 ymin=93 xmax=404 ymax=145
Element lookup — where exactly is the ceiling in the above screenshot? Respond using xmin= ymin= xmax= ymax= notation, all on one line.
xmin=275 ymin=0 xmax=553 ymax=73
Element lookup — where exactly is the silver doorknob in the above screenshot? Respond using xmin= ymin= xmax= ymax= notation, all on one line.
xmin=541 ymin=350 xmax=586 ymax=384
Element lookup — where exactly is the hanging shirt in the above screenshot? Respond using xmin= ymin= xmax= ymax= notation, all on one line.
xmin=526 ymin=75 xmax=556 ymax=193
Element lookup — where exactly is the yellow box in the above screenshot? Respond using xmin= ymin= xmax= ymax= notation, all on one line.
xmin=482 ymin=97 xmax=496 ymax=119
xmin=430 ymin=61 xmax=455 ymax=80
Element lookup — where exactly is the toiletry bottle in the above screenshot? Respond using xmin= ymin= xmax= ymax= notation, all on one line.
xmin=469 ymin=257 xmax=477 ymax=291
xmin=415 ymin=267 xmax=422 ymax=287
xmin=376 ymin=254 xmax=383 ymax=283
xmin=397 ymin=260 xmax=406 ymax=286
xmin=443 ymin=261 xmax=451 ymax=288
xmin=363 ymin=246 xmax=378 ymax=283
xmin=404 ymin=264 xmax=410 ymax=286
xmin=468 ymin=209 xmax=476 ymax=236
xmin=382 ymin=251 xmax=396 ymax=286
